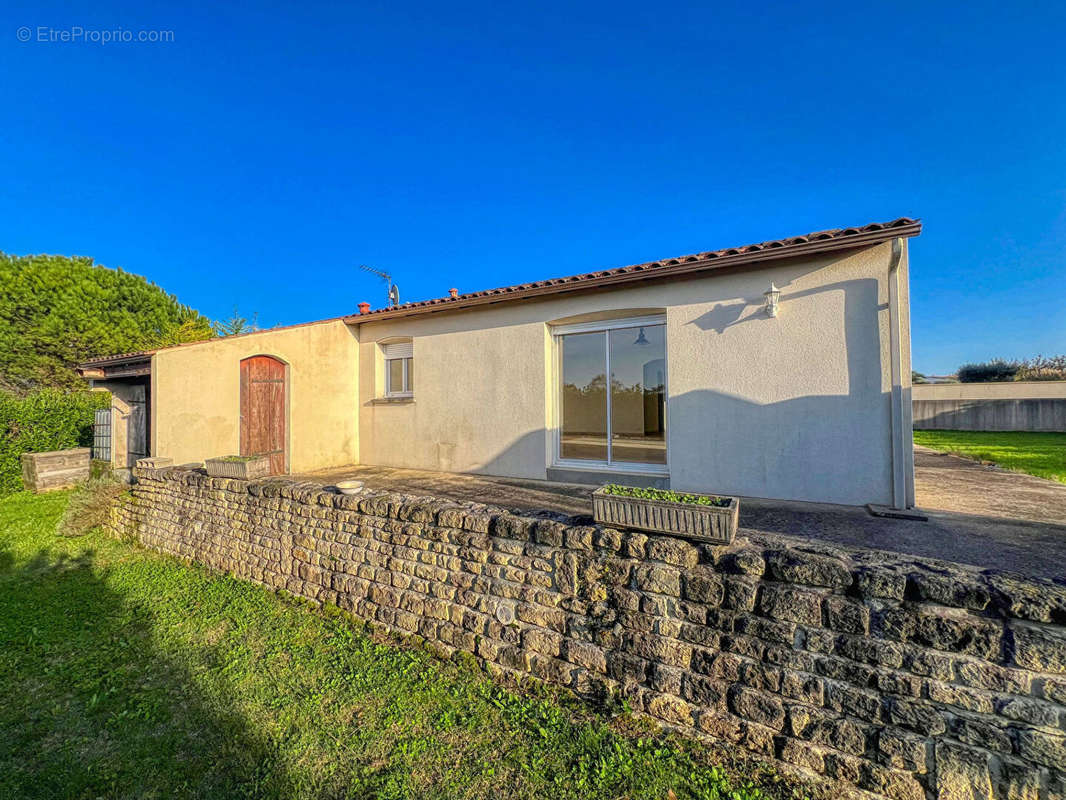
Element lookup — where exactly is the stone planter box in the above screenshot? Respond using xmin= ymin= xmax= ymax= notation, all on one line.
xmin=592 ymin=487 xmax=739 ymax=544
xmin=204 ymin=456 xmax=271 ymax=480
xmin=21 ymin=448 xmax=90 ymax=493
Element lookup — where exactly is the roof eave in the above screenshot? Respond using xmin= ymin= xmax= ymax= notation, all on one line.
xmin=343 ymin=221 xmax=921 ymax=324
xmin=76 ymin=353 xmax=153 ymax=379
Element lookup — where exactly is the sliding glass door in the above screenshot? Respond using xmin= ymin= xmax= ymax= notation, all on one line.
xmin=560 ymin=331 xmax=609 ymax=461
xmin=558 ymin=320 xmax=666 ymax=469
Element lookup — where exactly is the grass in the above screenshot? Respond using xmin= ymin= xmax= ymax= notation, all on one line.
xmin=914 ymin=430 xmax=1066 ymax=483
xmin=0 ymin=490 xmax=795 ymax=800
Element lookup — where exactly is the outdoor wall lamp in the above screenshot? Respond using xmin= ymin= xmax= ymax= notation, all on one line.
xmin=764 ymin=282 xmax=781 ymax=317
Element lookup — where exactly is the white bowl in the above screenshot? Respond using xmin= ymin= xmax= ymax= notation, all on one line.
xmin=335 ymin=479 xmax=364 ymax=495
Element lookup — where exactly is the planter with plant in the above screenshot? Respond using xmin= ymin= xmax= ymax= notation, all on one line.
xmin=204 ymin=455 xmax=272 ymax=480
xmin=592 ymin=484 xmax=739 ymax=544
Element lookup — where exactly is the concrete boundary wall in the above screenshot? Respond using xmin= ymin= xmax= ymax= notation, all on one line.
xmin=913 ymin=383 xmax=1066 ymax=432
xmin=112 ymin=466 xmax=1066 ymax=800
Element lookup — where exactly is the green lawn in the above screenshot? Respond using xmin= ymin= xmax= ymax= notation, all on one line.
xmin=0 ymin=490 xmax=788 ymax=800
xmin=914 ymin=430 xmax=1066 ymax=483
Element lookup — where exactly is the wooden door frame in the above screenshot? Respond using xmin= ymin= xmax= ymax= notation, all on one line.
xmin=239 ymin=354 xmax=291 ymax=474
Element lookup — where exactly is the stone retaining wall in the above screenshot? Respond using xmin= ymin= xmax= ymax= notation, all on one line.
xmin=111 ymin=466 xmax=1066 ymax=800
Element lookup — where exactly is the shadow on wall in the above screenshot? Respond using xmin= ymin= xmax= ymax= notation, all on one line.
xmin=680 ymin=274 xmax=891 ymax=504
xmin=466 ymin=272 xmax=896 ymax=505
xmin=0 ymin=542 xmax=295 ymax=797
xmin=690 ymin=298 xmax=759 ymax=334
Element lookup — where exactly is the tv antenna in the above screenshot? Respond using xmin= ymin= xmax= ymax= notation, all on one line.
xmin=359 ymin=265 xmax=400 ymax=308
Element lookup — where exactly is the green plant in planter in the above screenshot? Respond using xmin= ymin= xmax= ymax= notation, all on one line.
xmin=213 ymin=455 xmax=263 ymax=463
xmin=600 ymin=484 xmax=730 ymax=507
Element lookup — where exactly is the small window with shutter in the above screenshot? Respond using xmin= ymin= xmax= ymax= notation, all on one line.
xmin=382 ymin=341 xmax=413 ymax=396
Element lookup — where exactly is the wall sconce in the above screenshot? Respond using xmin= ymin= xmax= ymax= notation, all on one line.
xmin=764 ymin=282 xmax=781 ymax=317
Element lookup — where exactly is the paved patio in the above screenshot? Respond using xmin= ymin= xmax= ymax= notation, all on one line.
xmin=299 ymin=446 xmax=1066 ymax=582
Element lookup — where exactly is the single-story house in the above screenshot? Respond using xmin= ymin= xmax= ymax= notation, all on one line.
xmin=80 ymin=217 xmax=921 ymax=508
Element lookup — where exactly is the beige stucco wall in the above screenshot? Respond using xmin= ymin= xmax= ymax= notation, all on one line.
xmin=355 ymin=241 xmax=911 ymax=506
xmin=144 ymin=241 xmax=911 ymax=505
xmin=151 ymin=319 xmax=359 ymax=472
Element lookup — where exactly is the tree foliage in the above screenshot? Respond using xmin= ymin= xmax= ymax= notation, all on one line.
xmin=1016 ymin=355 xmax=1066 ymax=381
xmin=956 ymin=356 xmax=1066 ymax=383
xmin=0 ymin=253 xmax=213 ymax=391
xmin=213 ymin=308 xmax=259 ymax=337
xmin=957 ymin=360 xmax=1019 ymax=383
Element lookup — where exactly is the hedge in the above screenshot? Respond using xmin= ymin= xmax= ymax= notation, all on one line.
xmin=0 ymin=389 xmax=110 ymax=495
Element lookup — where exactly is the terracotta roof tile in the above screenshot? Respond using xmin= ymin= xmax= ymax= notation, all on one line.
xmin=80 ymin=350 xmax=155 ymax=366
xmin=81 ymin=217 xmax=922 ymax=369
xmin=346 ymin=217 xmax=920 ymax=322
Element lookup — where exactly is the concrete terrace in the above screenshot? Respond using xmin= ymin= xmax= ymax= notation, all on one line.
xmin=296 ymin=447 xmax=1066 ymax=583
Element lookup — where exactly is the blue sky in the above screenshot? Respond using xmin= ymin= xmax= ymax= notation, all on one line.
xmin=2 ymin=1 xmax=1064 ymax=374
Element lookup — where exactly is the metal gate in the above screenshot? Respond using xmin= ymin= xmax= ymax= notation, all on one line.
xmin=93 ymin=407 xmax=112 ymax=462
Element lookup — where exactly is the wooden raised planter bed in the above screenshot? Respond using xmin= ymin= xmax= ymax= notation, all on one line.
xmin=592 ymin=486 xmax=739 ymax=544
xmin=204 ymin=455 xmax=272 ymax=480
xmin=21 ymin=448 xmax=90 ymax=493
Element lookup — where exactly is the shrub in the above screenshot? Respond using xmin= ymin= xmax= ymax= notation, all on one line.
xmin=0 ymin=388 xmax=110 ymax=495
xmin=955 ymin=356 xmax=1066 ymax=383
xmin=57 ymin=476 xmax=127 ymax=537
xmin=956 ymin=360 xmax=1019 ymax=383
xmin=600 ymin=484 xmax=731 ymax=507
xmin=1016 ymin=355 xmax=1066 ymax=381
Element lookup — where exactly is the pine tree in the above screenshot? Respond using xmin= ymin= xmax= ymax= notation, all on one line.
xmin=213 ymin=308 xmax=260 ymax=337
xmin=0 ymin=253 xmax=214 ymax=391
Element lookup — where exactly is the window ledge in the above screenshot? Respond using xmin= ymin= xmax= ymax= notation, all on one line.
xmin=551 ymin=461 xmax=669 ymax=477
xmin=370 ymin=396 xmax=415 ymax=405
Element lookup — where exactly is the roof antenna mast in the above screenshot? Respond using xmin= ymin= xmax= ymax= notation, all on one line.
xmin=359 ymin=265 xmax=400 ymax=308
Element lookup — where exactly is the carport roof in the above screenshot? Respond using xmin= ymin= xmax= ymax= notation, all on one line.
xmin=77 ymin=350 xmax=154 ymax=379
xmin=344 ymin=217 xmax=922 ymax=323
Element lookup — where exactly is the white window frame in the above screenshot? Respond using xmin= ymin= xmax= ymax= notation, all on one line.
xmin=382 ymin=341 xmax=413 ymax=398
xmin=551 ymin=314 xmax=668 ymax=475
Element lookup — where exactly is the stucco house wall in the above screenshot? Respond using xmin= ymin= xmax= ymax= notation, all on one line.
xmin=151 ymin=319 xmax=359 ymax=472
xmin=356 ymin=240 xmax=911 ymax=506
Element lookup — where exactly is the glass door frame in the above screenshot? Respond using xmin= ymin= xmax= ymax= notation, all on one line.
xmin=550 ymin=313 xmax=669 ymax=475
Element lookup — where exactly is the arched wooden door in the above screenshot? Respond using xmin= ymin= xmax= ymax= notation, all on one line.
xmin=240 ymin=356 xmax=287 ymax=475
